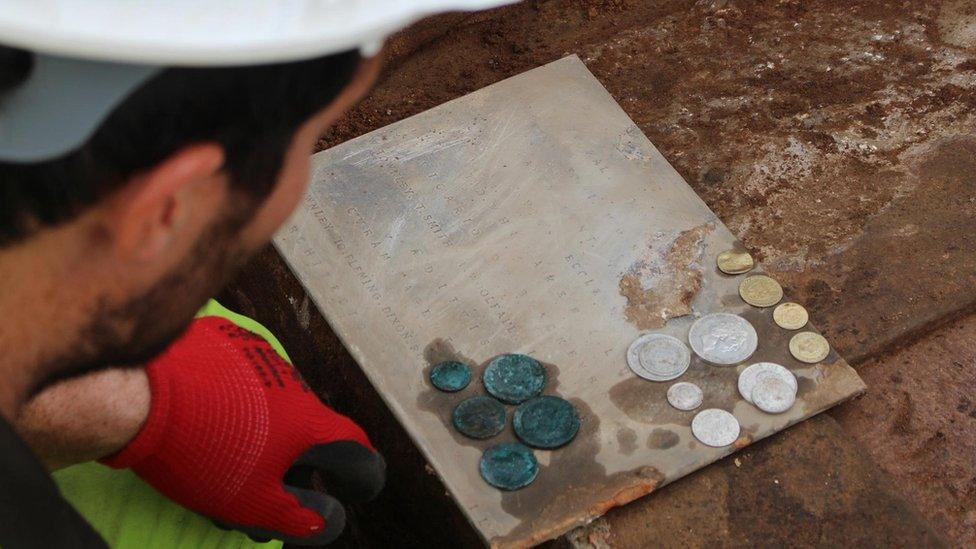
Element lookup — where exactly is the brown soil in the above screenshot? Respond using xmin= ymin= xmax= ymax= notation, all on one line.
xmin=832 ymin=312 xmax=976 ymax=544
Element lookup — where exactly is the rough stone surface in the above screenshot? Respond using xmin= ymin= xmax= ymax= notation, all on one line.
xmin=833 ymin=312 xmax=976 ymax=546
xmin=220 ymin=0 xmax=976 ymax=545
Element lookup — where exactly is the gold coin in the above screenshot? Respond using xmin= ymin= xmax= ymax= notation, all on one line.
xmin=773 ymin=302 xmax=809 ymax=330
xmin=738 ymin=275 xmax=783 ymax=308
xmin=789 ymin=332 xmax=830 ymax=363
xmin=717 ymin=250 xmax=754 ymax=275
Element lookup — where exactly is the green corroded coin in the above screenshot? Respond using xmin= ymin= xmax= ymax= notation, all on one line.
xmin=452 ymin=395 xmax=506 ymax=440
xmin=482 ymin=354 xmax=546 ymax=404
xmin=479 ymin=442 xmax=539 ymax=491
xmin=513 ymin=395 xmax=580 ymax=449
xmin=429 ymin=360 xmax=471 ymax=392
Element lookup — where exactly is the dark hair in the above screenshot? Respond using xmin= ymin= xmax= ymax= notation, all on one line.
xmin=0 ymin=47 xmax=360 ymax=245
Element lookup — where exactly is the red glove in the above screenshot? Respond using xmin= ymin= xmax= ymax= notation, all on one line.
xmin=102 ymin=316 xmax=385 ymax=545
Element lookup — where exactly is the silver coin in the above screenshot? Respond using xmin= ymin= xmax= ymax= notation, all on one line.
xmin=691 ymin=408 xmax=740 ymax=447
xmin=626 ymin=334 xmax=691 ymax=382
xmin=751 ymin=376 xmax=796 ymax=414
xmin=688 ymin=313 xmax=758 ymax=365
xmin=667 ymin=382 xmax=703 ymax=411
xmin=737 ymin=362 xmax=797 ymax=404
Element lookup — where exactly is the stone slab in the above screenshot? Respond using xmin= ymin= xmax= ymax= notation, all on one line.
xmin=272 ymin=56 xmax=863 ymax=547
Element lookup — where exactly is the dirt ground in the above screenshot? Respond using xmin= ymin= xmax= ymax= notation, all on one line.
xmin=833 ymin=312 xmax=976 ymax=544
xmin=226 ymin=0 xmax=976 ymax=546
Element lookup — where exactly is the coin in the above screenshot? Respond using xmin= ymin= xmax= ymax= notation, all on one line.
xmin=452 ymin=395 xmax=506 ymax=440
xmin=789 ymin=331 xmax=830 ymax=363
xmin=751 ymin=376 xmax=796 ymax=414
xmin=738 ymin=275 xmax=784 ymax=308
xmin=626 ymin=334 xmax=691 ymax=381
xmin=717 ymin=250 xmax=754 ymax=275
xmin=688 ymin=313 xmax=758 ymax=365
xmin=773 ymin=302 xmax=809 ymax=330
xmin=479 ymin=442 xmax=538 ymax=491
xmin=667 ymin=382 xmax=703 ymax=411
xmin=691 ymin=409 xmax=740 ymax=447
xmin=483 ymin=354 xmax=546 ymax=404
xmin=737 ymin=362 xmax=797 ymax=404
xmin=513 ymin=395 xmax=580 ymax=449
xmin=429 ymin=360 xmax=472 ymax=392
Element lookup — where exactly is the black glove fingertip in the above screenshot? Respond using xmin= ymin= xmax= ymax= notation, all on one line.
xmin=212 ymin=488 xmax=346 ymax=546
xmin=292 ymin=440 xmax=386 ymax=503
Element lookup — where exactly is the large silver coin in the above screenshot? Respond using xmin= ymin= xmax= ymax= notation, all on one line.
xmin=667 ymin=382 xmax=703 ymax=411
xmin=691 ymin=408 xmax=740 ymax=447
xmin=626 ymin=334 xmax=691 ymax=382
xmin=737 ymin=362 xmax=797 ymax=404
xmin=688 ymin=313 xmax=758 ymax=365
xmin=751 ymin=376 xmax=796 ymax=414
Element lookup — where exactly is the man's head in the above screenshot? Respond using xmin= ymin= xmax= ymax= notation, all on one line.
xmin=0 ymin=47 xmax=380 ymax=391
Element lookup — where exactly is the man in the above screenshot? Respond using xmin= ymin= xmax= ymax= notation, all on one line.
xmin=0 ymin=2 xmax=509 ymax=547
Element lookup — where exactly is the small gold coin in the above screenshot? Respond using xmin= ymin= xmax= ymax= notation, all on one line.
xmin=789 ymin=332 xmax=830 ymax=363
xmin=717 ymin=250 xmax=754 ymax=275
xmin=738 ymin=275 xmax=783 ymax=308
xmin=773 ymin=302 xmax=809 ymax=330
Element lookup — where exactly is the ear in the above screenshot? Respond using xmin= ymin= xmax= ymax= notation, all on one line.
xmin=113 ymin=143 xmax=225 ymax=262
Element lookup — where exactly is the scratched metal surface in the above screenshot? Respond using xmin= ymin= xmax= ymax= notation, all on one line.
xmin=274 ymin=56 xmax=865 ymax=548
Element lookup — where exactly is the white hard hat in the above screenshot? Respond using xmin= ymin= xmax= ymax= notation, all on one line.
xmin=0 ymin=0 xmax=516 ymax=162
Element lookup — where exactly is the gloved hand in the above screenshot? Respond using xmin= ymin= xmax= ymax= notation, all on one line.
xmin=101 ymin=315 xmax=385 ymax=545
